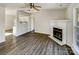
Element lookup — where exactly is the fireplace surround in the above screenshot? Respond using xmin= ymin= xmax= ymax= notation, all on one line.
xmin=49 ymin=20 xmax=72 ymax=45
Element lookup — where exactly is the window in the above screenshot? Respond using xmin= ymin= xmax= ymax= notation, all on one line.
xmin=76 ymin=8 xmax=79 ymax=48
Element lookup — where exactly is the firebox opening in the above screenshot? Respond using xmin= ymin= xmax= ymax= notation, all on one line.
xmin=53 ymin=27 xmax=62 ymax=41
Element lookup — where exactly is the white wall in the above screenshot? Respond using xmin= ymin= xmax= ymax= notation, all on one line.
xmin=34 ymin=9 xmax=66 ymax=34
xmin=0 ymin=7 xmax=5 ymax=43
xmin=5 ymin=7 xmax=17 ymax=30
xmin=66 ymin=4 xmax=76 ymax=20
xmin=66 ymin=4 xmax=74 ymax=47
xmin=5 ymin=15 xmax=15 ymax=30
xmin=13 ymin=12 xmax=31 ymax=36
xmin=46 ymin=9 xmax=67 ymax=20
xmin=30 ymin=14 xmax=35 ymax=31
xmin=66 ymin=4 xmax=79 ymax=54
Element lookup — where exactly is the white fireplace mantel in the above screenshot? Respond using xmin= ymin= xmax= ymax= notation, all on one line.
xmin=49 ymin=20 xmax=72 ymax=46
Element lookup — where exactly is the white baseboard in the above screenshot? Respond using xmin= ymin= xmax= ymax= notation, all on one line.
xmin=13 ymin=31 xmax=31 ymax=37
xmin=49 ymin=36 xmax=64 ymax=46
xmin=35 ymin=31 xmax=50 ymax=35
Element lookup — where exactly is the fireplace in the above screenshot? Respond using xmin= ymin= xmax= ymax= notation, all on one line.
xmin=53 ymin=27 xmax=62 ymax=41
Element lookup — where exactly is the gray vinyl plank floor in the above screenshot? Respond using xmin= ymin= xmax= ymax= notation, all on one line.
xmin=0 ymin=32 xmax=71 ymax=55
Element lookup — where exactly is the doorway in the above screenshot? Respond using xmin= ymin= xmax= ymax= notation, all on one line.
xmin=5 ymin=14 xmax=16 ymax=41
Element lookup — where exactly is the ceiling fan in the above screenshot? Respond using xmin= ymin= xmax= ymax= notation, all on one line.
xmin=29 ymin=3 xmax=41 ymax=11
xmin=20 ymin=3 xmax=41 ymax=13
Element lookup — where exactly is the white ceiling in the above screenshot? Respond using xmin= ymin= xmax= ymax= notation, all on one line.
xmin=35 ymin=3 xmax=70 ymax=9
xmin=0 ymin=3 xmax=70 ymax=9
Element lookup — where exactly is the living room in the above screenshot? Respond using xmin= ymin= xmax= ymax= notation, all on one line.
xmin=0 ymin=3 xmax=78 ymax=55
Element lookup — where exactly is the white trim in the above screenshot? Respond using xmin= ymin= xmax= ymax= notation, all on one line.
xmin=49 ymin=36 xmax=64 ymax=45
xmin=72 ymin=4 xmax=79 ymax=54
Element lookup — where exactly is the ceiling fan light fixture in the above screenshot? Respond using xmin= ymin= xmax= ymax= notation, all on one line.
xmin=25 ymin=7 xmax=39 ymax=13
xmin=20 ymin=3 xmax=41 ymax=13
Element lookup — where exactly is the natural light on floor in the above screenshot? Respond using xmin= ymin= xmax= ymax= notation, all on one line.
xmin=5 ymin=33 xmax=13 ymax=36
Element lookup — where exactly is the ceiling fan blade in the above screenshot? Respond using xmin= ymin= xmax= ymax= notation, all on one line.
xmin=35 ymin=6 xmax=41 ymax=8
xmin=33 ymin=7 xmax=40 ymax=11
